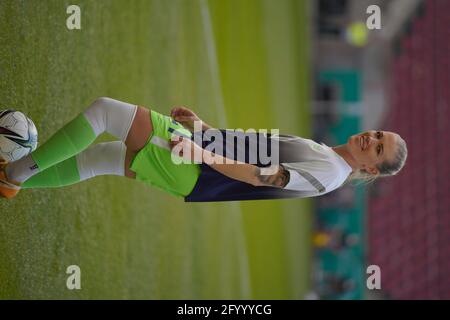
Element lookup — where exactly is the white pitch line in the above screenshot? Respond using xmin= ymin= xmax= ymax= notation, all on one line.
xmin=199 ymin=0 xmax=227 ymax=128
xmin=199 ymin=0 xmax=252 ymax=299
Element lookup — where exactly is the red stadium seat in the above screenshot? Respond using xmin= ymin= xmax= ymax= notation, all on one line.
xmin=368 ymin=0 xmax=450 ymax=299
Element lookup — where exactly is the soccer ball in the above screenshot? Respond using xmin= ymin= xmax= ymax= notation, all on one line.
xmin=0 ymin=110 xmax=38 ymax=162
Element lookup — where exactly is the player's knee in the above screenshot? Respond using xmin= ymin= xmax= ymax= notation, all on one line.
xmin=90 ymin=97 xmax=113 ymax=111
xmin=84 ymin=97 xmax=116 ymax=134
xmin=83 ymin=98 xmax=109 ymax=136
xmin=77 ymin=141 xmax=126 ymax=180
xmin=83 ymin=97 xmax=138 ymax=141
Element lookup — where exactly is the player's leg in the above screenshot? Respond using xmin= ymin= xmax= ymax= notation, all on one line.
xmin=21 ymin=141 xmax=127 ymax=188
xmin=19 ymin=106 xmax=152 ymax=188
xmin=123 ymin=105 xmax=153 ymax=179
xmin=0 ymin=97 xmax=146 ymax=197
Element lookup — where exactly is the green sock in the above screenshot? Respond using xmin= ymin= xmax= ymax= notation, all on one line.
xmin=21 ymin=156 xmax=81 ymax=189
xmin=31 ymin=114 xmax=96 ymax=171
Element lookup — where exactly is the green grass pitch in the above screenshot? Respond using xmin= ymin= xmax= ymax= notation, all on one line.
xmin=0 ymin=0 xmax=312 ymax=299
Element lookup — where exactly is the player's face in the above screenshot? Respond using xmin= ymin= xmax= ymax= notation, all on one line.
xmin=347 ymin=130 xmax=399 ymax=175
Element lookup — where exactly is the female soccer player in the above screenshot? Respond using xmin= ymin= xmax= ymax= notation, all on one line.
xmin=0 ymin=97 xmax=407 ymax=201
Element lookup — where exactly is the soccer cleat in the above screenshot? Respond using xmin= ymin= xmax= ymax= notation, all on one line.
xmin=0 ymin=160 xmax=21 ymax=199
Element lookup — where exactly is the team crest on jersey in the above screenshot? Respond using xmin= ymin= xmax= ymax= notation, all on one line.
xmin=308 ymin=141 xmax=324 ymax=152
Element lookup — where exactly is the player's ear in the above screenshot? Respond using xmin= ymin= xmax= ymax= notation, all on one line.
xmin=362 ymin=165 xmax=379 ymax=175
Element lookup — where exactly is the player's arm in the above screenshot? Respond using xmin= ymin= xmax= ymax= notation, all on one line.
xmin=254 ymin=164 xmax=291 ymax=188
xmin=208 ymin=157 xmax=290 ymax=188
xmin=170 ymin=106 xmax=213 ymax=132
xmin=170 ymin=137 xmax=289 ymax=188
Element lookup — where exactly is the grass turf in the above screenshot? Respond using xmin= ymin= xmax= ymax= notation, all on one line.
xmin=0 ymin=0 xmax=312 ymax=299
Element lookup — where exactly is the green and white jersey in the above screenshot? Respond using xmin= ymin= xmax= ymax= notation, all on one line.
xmin=281 ymin=137 xmax=352 ymax=195
xmin=185 ymin=130 xmax=353 ymax=202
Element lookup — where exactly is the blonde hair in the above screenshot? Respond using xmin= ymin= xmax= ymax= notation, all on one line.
xmin=346 ymin=134 xmax=408 ymax=185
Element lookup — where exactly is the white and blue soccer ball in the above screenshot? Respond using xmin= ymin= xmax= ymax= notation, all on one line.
xmin=0 ymin=110 xmax=38 ymax=162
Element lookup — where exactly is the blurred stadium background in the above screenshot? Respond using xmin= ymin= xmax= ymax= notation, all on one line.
xmin=0 ymin=0 xmax=448 ymax=299
xmin=309 ymin=0 xmax=449 ymax=299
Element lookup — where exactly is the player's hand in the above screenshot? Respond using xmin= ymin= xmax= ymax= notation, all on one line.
xmin=170 ymin=106 xmax=202 ymax=132
xmin=169 ymin=136 xmax=203 ymax=163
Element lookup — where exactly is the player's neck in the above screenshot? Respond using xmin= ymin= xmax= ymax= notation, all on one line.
xmin=331 ymin=144 xmax=359 ymax=171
